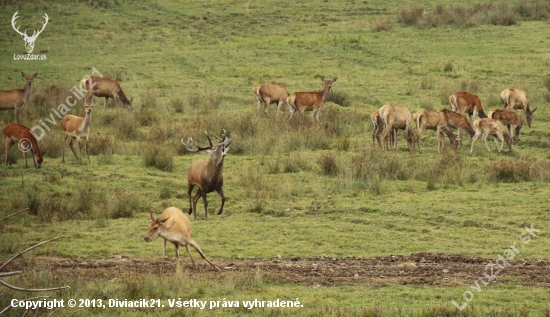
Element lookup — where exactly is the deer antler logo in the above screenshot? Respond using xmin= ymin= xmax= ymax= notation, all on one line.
xmin=11 ymin=11 xmax=49 ymax=54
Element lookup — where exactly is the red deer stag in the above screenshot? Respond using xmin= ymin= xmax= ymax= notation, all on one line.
xmin=3 ymin=123 xmax=45 ymax=168
xmin=449 ymin=92 xmax=487 ymax=126
xmin=470 ymin=118 xmax=513 ymax=153
xmin=500 ymin=88 xmax=537 ymax=128
xmin=81 ymin=76 xmax=133 ymax=112
xmin=286 ymin=77 xmax=337 ymax=125
xmin=378 ymin=104 xmax=414 ymax=154
xmin=61 ymin=99 xmax=95 ymax=164
xmin=371 ymin=111 xmax=397 ymax=150
xmin=181 ymin=130 xmax=232 ymax=221
xmin=412 ymin=109 xmax=458 ymax=154
xmin=253 ymin=84 xmax=290 ymax=118
xmin=145 ymin=207 xmax=220 ymax=271
xmin=0 ymin=72 xmax=37 ymax=123
xmin=438 ymin=109 xmax=476 ymax=147
xmin=488 ymin=109 xmax=522 ymax=140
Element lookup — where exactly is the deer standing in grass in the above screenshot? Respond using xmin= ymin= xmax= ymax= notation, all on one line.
xmin=470 ymin=118 xmax=513 ymax=153
xmin=3 ymin=123 xmax=45 ymax=168
xmin=500 ymin=88 xmax=537 ymax=128
xmin=378 ymin=104 xmax=414 ymax=154
xmin=144 ymin=207 xmax=220 ymax=271
xmin=449 ymin=92 xmax=487 ymax=126
xmin=253 ymin=84 xmax=290 ymax=118
xmin=412 ymin=109 xmax=458 ymax=153
xmin=488 ymin=109 xmax=522 ymax=140
xmin=0 ymin=72 xmax=37 ymax=123
xmin=438 ymin=109 xmax=476 ymax=147
xmin=181 ymin=131 xmax=232 ymax=221
xmin=60 ymin=99 xmax=94 ymax=164
xmin=286 ymin=77 xmax=337 ymax=125
xmin=81 ymin=76 xmax=133 ymax=112
xmin=371 ymin=111 xmax=397 ymax=150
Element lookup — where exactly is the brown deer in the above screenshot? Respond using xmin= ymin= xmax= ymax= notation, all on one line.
xmin=488 ymin=109 xmax=522 ymax=140
xmin=470 ymin=118 xmax=513 ymax=153
xmin=81 ymin=76 xmax=133 ymax=112
xmin=412 ymin=109 xmax=458 ymax=153
xmin=60 ymin=99 xmax=94 ymax=164
xmin=449 ymin=92 xmax=487 ymax=126
xmin=145 ymin=207 xmax=220 ymax=271
xmin=2 ymin=123 xmax=45 ymax=168
xmin=181 ymin=130 xmax=232 ymax=221
xmin=286 ymin=77 xmax=337 ymax=125
xmin=438 ymin=109 xmax=476 ymax=147
xmin=378 ymin=104 xmax=414 ymax=154
xmin=253 ymin=84 xmax=290 ymax=118
xmin=500 ymin=88 xmax=537 ymax=128
xmin=0 ymin=72 xmax=37 ymax=123
xmin=371 ymin=111 xmax=397 ymax=150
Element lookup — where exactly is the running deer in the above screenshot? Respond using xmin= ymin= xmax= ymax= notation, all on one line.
xmin=449 ymin=92 xmax=487 ymax=126
xmin=371 ymin=111 xmax=397 ymax=150
xmin=0 ymin=72 xmax=37 ymax=123
xmin=500 ymin=88 xmax=537 ymax=128
xmin=470 ymin=118 xmax=513 ymax=153
xmin=412 ymin=109 xmax=458 ymax=154
xmin=378 ymin=104 xmax=414 ymax=154
xmin=253 ymin=84 xmax=290 ymax=118
xmin=181 ymin=130 xmax=232 ymax=221
xmin=286 ymin=77 xmax=337 ymax=125
xmin=145 ymin=207 xmax=220 ymax=271
xmin=2 ymin=123 xmax=45 ymax=168
xmin=488 ymin=109 xmax=522 ymax=140
xmin=438 ymin=109 xmax=476 ymax=147
xmin=61 ymin=99 xmax=95 ymax=164
xmin=81 ymin=76 xmax=133 ymax=112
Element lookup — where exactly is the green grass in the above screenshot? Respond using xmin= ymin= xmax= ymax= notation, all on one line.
xmin=1 ymin=0 xmax=550 ymax=316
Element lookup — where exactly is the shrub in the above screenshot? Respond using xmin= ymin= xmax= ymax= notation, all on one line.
xmin=143 ymin=142 xmax=174 ymax=171
xmin=318 ymin=153 xmax=338 ymax=176
xmin=370 ymin=18 xmax=393 ymax=32
xmin=398 ymin=7 xmax=424 ymax=26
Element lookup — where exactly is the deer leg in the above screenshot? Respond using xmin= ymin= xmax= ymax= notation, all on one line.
xmin=469 ymin=131 xmax=481 ymax=153
xmin=298 ymin=109 xmax=305 ymax=125
xmin=381 ymin=125 xmax=393 ymax=152
xmin=255 ymin=95 xmax=262 ymax=115
xmin=173 ymin=242 xmax=180 ymax=258
xmin=5 ymin=139 xmax=13 ymax=166
xmin=494 ymin=135 xmax=503 ymax=153
xmin=24 ymin=150 xmax=28 ymax=169
xmin=103 ymin=97 xmax=109 ymax=112
xmin=31 ymin=149 xmax=37 ymax=168
xmin=14 ymin=105 xmax=21 ymax=124
xmin=286 ymin=106 xmax=296 ymax=124
xmin=216 ymin=187 xmax=225 ymax=215
xmin=313 ymin=108 xmax=320 ymax=122
xmin=68 ymin=138 xmax=79 ymax=161
xmin=77 ymin=137 xmax=83 ymax=162
xmin=263 ymin=98 xmax=270 ymax=118
xmin=84 ymin=138 xmax=90 ymax=164
xmin=482 ymin=132 xmax=491 ymax=152
xmin=187 ymin=239 xmax=220 ymax=271
xmin=187 ymin=184 xmax=195 ymax=215
xmin=201 ymin=190 xmax=209 ymax=221
xmin=191 ymin=190 xmax=202 ymax=221
xmin=163 ymin=239 xmax=167 ymax=258
xmin=62 ymin=134 xmax=67 ymax=163
xmin=185 ymin=245 xmax=197 ymax=269
xmin=276 ymin=99 xmax=284 ymax=117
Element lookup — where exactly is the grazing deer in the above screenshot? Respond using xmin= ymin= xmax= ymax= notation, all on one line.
xmin=181 ymin=130 xmax=232 ymax=221
xmin=81 ymin=76 xmax=133 ymax=112
xmin=378 ymin=104 xmax=414 ymax=154
xmin=144 ymin=207 xmax=220 ymax=271
xmin=0 ymin=72 xmax=37 ymax=123
xmin=61 ymin=99 xmax=95 ymax=164
xmin=371 ymin=111 xmax=397 ymax=150
xmin=2 ymin=123 xmax=45 ymax=168
xmin=253 ymin=84 xmax=290 ymax=118
xmin=449 ymin=92 xmax=487 ymax=126
xmin=470 ymin=118 xmax=513 ymax=153
xmin=286 ymin=77 xmax=337 ymax=125
xmin=412 ymin=109 xmax=458 ymax=153
xmin=438 ymin=109 xmax=476 ymax=147
xmin=500 ymin=88 xmax=537 ymax=128
xmin=488 ymin=109 xmax=522 ymax=140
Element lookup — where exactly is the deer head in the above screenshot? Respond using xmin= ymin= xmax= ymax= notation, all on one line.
xmin=181 ymin=130 xmax=232 ymax=160
xmin=12 ymin=11 xmax=49 ymax=54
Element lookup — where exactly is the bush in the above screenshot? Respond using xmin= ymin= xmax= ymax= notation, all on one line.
xmin=143 ymin=142 xmax=174 ymax=171
xmin=318 ymin=153 xmax=338 ymax=176
xmin=398 ymin=7 xmax=424 ymax=26
xmin=371 ymin=18 xmax=393 ymax=32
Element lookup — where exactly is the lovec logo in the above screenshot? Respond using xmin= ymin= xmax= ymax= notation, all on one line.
xmin=11 ymin=11 xmax=49 ymax=60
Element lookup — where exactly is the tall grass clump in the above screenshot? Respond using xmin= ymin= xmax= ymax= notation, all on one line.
xmin=398 ymin=7 xmax=424 ymax=26
xmin=487 ymin=158 xmax=550 ymax=183
xmin=188 ymin=92 xmax=223 ymax=114
xmin=318 ymin=152 xmax=338 ymax=176
xmin=370 ymin=18 xmax=393 ymax=32
xmin=143 ymin=141 xmax=175 ymax=171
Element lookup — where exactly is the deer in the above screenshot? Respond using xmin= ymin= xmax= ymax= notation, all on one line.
xmin=378 ymin=104 xmax=414 ymax=154
xmin=181 ymin=130 xmax=232 ymax=221
xmin=500 ymin=88 xmax=537 ymax=128
xmin=0 ymin=72 xmax=37 ymax=123
xmin=438 ymin=109 xmax=476 ymax=147
xmin=488 ymin=109 xmax=522 ymax=140
xmin=470 ymin=118 xmax=513 ymax=153
xmin=80 ymin=76 xmax=133 ymax=112
xmin=412 ymin=109 xmax=458 ymax=154
xmin=449 ymin=92 xmax=487 ymax=126
xmin=286 ymin=77 xmax=337 ymax=125
xmin=144 ymin=207 xmax=220 ymax=271
xmin=371 ymin=111 xmax=397 ymax=150
xmin=2 ymin=123 xmax=45 ymax=168
xmin=11 ymin=11 xmax=48 ymax=54
xmin=60 ymin=99 xmax=95 ymax=164
xmin=253 ymin=84 xmax=290 ymax=118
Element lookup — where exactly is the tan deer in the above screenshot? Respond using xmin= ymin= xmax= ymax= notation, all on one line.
xmin=438 ymin=109 xmax=476 ymax=147
xmin=144 ymin=207 xmax=220 ymax=271
xmin=371 ymin=111 xmax=397 ymax=150
xmin=412 ymin=109 xmax=458 ymax=153
xmin=61 ymin=99 xmax=95 ymax=164
xmin=181 ymin=130 xmax=232 ymax=221
xmin=449 ymin=92 xmax=487 ymax=126
xmin=286 ymin=77 xmax=337 ymax=125
xmin=470 ymin=118 xmax=513 ymax=153
xmin=81 ymin=76 xmax=133 ymax=112
xmin=2 ymin=123 xmax=45 ymax=168
xmin=378 ymin=104 xmax=414 ymax=154
xmin=0 ymin=72 xmax=37 ymax=123
xmin=488 ymin=109 xmax=522 ymax=139
xmin=500 ymin=88 xmax=537 ymax=128
xmin=253 ymin=84 xmax=290 ymax=118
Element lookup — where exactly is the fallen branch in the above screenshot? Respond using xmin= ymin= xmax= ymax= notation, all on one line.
xmin=0 ymin=278 xmax=69 ymax=292
xmin=0 ymin=236 xmax=64 ymax=271
xmin=0 ymin=208 xmax=29 ymax=223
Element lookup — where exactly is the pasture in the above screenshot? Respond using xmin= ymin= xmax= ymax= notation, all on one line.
xmin=1 ymin=0 xmax=550 ymax=315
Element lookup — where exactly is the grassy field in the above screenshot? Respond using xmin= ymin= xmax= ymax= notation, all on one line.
xmin=1 ymin=0 xmax=550 ymax=316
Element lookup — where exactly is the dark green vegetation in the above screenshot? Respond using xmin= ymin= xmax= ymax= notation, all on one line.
xmin=1 ymin=0 xmax=550 ymax=316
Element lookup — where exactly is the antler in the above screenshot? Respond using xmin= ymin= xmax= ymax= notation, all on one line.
xmin=32 ymin=13 xmax=49 ymax=39
xmin=11 ymin=11 xmax=48 ymax=39
xmin=11 ymin=11 xmax=26 ymax=38
xmin=181 ymin=136 xmax=213 ymax=153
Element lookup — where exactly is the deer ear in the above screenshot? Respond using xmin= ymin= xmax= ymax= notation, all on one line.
xmin=532 ymin=107 xmax=537 ymax=113
xmin=21 ymin=72 xmax=26 ymax=77
xmin=33 ymin=73 xmax=38 ymax=78
xmin=41 ymin=151 xmax=47 ymax=156
xmin=320 ymin=76 xmax=325 ymax=82
xmin=150 ymin=211 xmax=156 ymax=221
xmin=332 ymin=77 xmax=338 ymax=82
